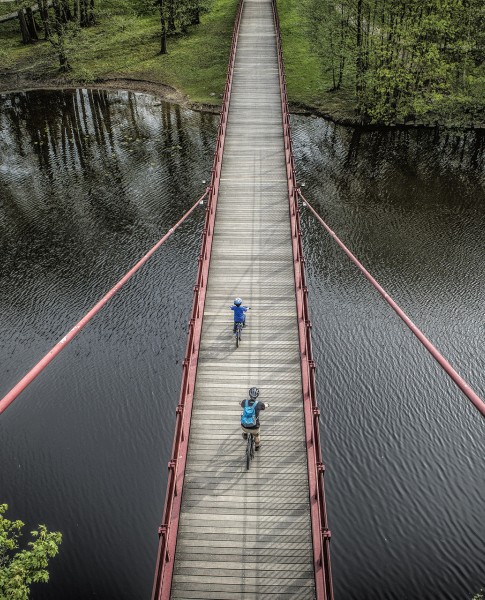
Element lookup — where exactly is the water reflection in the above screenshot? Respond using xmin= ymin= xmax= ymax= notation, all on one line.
xmin=292 ymin=116 xmax=485 ymax=600
xmin=0 ymin=89 xmax=218 ymax=600
xmin=0 ymin=91 xmax=484 ymax=600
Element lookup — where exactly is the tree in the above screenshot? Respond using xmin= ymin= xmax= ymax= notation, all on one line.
xmin=47 ymin=1 xmax=75 ymax=72
xmin=158 ymin=0 xmax=168 ymax=54
xmin=17 ymin=0 xmax=40 ymax=45
xmin=304 ymin=0 xmax=485 ymax=123
xmin=38 ymin=0 xmax=51 ymax=39
xmin=0 ymin=504 xmax=62 ymax=600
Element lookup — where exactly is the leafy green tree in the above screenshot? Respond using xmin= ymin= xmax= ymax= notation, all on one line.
xmin=48 ymin=14 xmax=76 ymax=71
xmin=158 ymin=0 xmax=168 ymax=54
xmin=0 ymin=504 xmax=62 ymax=600
xmin=156 ymin=0 xmax=212 ymax=55
xmin=302 ymin=0 xmax=485 ymax=124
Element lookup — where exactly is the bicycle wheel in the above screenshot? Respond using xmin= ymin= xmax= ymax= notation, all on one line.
xmin=236 ymin=326 xmax=241 ymax=348
xmin=246 ymin=434 xmax=252 ymax=470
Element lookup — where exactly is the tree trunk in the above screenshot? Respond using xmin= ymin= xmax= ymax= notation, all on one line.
xmin=80 ymin=0 xmax=88 ymax=26
xmin=329 ymin=23 xmax=336 ymax=90
xmin=61 ymin=0 xmax=72 ymax=22
xmin=25 ymin=7 xmax=39 ymax=40
xmin=88 ymin=0 xmax=95 ymax=25
xmin=356 ymin=0 xmax=364 ymax=98
xmin=38 ymin=0 xmax=51 ymax=38
xmin=59 ymin=50 xmax=71 ymax=72
xmin=337 ymin=4 xmax=348 ymax=90
xmin=168 ymin=0 xmax=175 ymax=32
xmin=159 ymin=0 xmax=167 ymax=54
xmin=18 ymin=10 xmax=33 ymax=44
xmin=55 ymin=19 xmax=71 ymax=71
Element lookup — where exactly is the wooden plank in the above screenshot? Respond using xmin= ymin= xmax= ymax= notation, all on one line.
xmin=169 ymin=0 xmax=316 ymax=596
xmin=175 ymin=541 xmax=312 ymax=553
xmin=175 ymin=551 xmax=313 ymax=564
xmin=172 ymin=588 xmax=315 ymax=600
xmin=176 ymin=531 xmax=311 ymax=544
xmin=171 ymin=576 xmax=314 ymax=588
xmin=173 ymin=564 xmax=315 ymax=577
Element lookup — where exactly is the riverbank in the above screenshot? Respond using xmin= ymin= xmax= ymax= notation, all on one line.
xmin=0 ymin=0 xmax=364 ymax=123
xmin=0 ymin=0 xmax=238 ymax=108
xmin=1 ymin=0 xmax=484 ymax=129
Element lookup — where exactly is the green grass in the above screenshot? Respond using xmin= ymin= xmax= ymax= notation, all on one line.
xmin=0 ymin=0 xmax=358 ymax=117
xmin=0 ymin=0 xmax=17 ymax=18
xmin=0 ymin=0 xmax=239 ymax=104
xmin=276 ymin=0 xmax=322 ymax=105
xmin=276 ymin=0 xmax=356 ymax=118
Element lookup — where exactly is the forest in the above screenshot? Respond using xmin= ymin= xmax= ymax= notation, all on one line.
xmin=305 ymin=0 xmax=485 ymax=124
xmin=1 ymin=0 xmax=485 ymax=126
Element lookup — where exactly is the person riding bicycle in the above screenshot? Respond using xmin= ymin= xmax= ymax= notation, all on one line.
xmin=230 ymin=297 xmax=249 ymax=334
xmin=240 ymin=387 xmax=268 ymax=450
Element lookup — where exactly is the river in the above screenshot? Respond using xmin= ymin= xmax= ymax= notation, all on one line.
xmin=0 ymin=89 xmax=483 ymax=599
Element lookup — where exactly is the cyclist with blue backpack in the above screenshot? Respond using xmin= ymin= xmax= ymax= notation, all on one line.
xmin=230 ymin=297 xmax=250 ymax=334
xmin=240 ymin=387 xmax=269 ymax=450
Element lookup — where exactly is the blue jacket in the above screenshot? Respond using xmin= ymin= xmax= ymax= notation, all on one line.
xmin=231 ymin=305 xmax=248 ymax=322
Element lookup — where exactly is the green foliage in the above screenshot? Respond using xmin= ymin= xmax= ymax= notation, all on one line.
xmin=298 ymin=0 xmax=485 ymax=125
xmin=3 ymin=0 xmax=485 ymax=124
xmin=0 ymin=0 xmax=234 ymax=104
xmin=0 ymin=504 xmax=62 ymax=600
xmin=0 ymin=0 xmax=237 ymax=104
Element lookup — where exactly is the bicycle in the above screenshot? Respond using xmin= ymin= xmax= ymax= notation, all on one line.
xmin=234 ymin=321 xmax=243 ymax=348
xmin=240 ymin=399 xmax=268 ymax=470
xmin=245 ymin=431 xmax=255 ymax=470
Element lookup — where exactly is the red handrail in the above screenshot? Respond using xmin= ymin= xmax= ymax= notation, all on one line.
xmin=0 ymin=191 xmax=208 ymax=416
xmin=299 ymin=191 xmax=485 ymax=419
xmin=150 ymin=2 xmax=245 ymax=598
xmin=271 ymin=1 xmax=334 ymax=599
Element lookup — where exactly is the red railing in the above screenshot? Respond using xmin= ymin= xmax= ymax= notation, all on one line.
xmin=150 ymin=2 xmax=244 ymax=599
xmin=300 ymin=191 xmax=485 ymax=419
xmin=0 ymin=192 xmax=208 ymax=416
xmin=271 ymin=1 xmax=334 ymax=598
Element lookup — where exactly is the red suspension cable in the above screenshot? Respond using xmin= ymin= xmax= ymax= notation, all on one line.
xmin=0 ymin=190 xmax=209 ymax=415
xmin=298 ymin=190 xmax=485 ymax=419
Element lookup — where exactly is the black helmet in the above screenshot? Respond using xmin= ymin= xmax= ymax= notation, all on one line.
xmin=249 ymin=387 xmax=259 ymax=399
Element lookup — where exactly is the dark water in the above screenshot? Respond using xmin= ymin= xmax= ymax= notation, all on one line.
xmin=0 ymin=90 xmax=484 ymax=599
xmin=0 ymin=89 xmax=217 ymax=599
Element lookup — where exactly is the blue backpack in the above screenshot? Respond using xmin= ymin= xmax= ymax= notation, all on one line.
xmin=241 ymin=399 xmax=258 ymax=427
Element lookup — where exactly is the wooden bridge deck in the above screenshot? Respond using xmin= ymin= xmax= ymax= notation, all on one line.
xmin=170 ymin=0 xmax=315 ymax=597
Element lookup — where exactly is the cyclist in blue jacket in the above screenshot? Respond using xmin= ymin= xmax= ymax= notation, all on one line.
xmin=230 ymin=297 xmax=250 ymax=333
xmin=240 ymin=387 xmax=268 ymax=450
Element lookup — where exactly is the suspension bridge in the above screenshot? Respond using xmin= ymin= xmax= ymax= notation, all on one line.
xmin=1 ymin=0 xmax=484 ymax=599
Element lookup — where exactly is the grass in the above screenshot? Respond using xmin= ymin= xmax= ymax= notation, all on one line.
xmin=0 ymin=0 xmax=239 ymax=105
xmin=0 ymin=0 xmax=355 ymax=117
xmin=0 ymin=0 xmax=17 ymax=18
xmin=276 ymin=0 xmax=357 ymax=119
